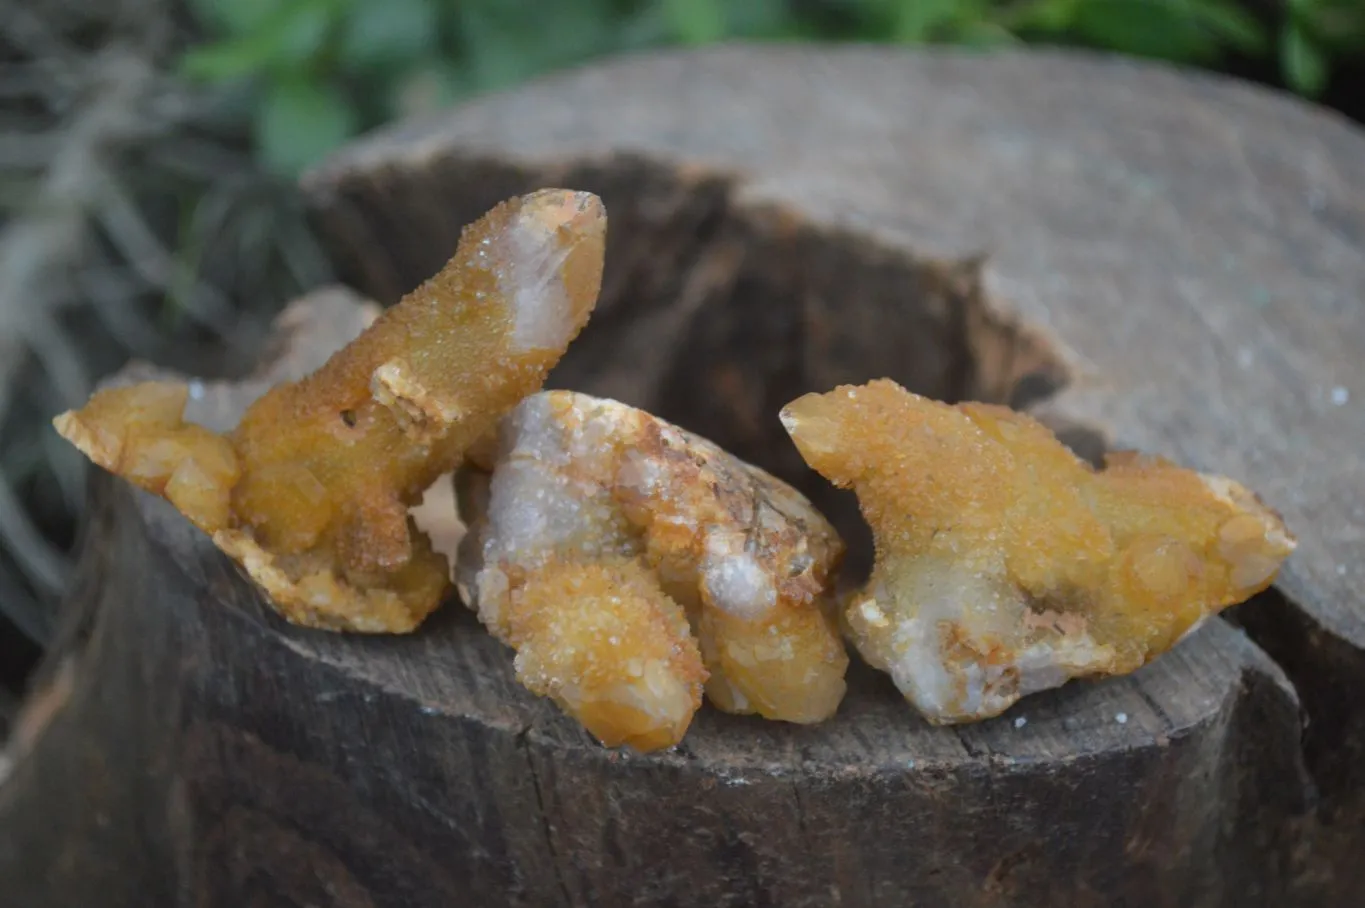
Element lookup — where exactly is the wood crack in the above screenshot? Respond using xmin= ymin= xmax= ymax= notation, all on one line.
xmin=517 ymin=727 xmax=574 ymax=908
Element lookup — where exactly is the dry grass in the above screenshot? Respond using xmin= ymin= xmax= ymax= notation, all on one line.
xmin=0 ymin=0 xmax=329 ymax=649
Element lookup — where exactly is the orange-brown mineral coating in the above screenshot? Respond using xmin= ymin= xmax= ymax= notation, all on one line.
xmin=457 ymin=390 xmax=849 ymax=750
xmin=51 ymin=381 xmax=240 ymax=534
xmin=781 ymin=379 xmax=1297 ymax=723
xmin=612 ymin=413 xmax=849 ymax=723
xmin=230 ymin=190 xmax=606 ymax=575
xmin=53 ymin=190 xmax=606 ymax=633
xmin=508 ymin=558 xmax=706 ymax=752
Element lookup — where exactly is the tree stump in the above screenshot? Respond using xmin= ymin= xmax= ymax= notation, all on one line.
xmin=3 ymin=47 xmax=1363 ymax=907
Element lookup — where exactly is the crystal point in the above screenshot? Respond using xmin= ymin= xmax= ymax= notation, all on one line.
xmin=458 ymin=390 xmax=849 ymax=750
xmin=782 ymin=379 xmax=1296 ymax=723
xmin=54 ymin=191 xmax=606 ymax=633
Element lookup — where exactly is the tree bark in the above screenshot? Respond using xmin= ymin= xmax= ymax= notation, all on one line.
xmin=2 ymin=47 xmax=1362 ymax=906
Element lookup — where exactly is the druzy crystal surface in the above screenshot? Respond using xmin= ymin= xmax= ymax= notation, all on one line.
xmin=55 ymin=190 xmax=606 ymax=632
xmin=458 ymin=390 xmax=849 ymax=750
xmin=782 ymin=379 xmax=1296 ymax=723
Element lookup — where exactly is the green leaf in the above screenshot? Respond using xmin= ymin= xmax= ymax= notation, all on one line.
xmin=456 ymin=6 xmax=541 ymax=91
xmin=890 ymin=0 xmax=967 ymax=42
xmin=955 ymin=20 xmax=1024 ymax=47
xmin=1067 ymin=0 xmax=1223 ymax=62
xmin=661 ymin=0 xmax=726 ymax=44
xmin=727 ymin=0 xmax=793 ymax=38
xmin=266 ymin=0 xmax=336 ymax=71
xmin=340 ymin=0 xmax=437 ymax=69
xmin=180 ymin=38 xmax=270 ymax=83
xmin=180 ymin=0 xmax=335 ymax=83
xmin=185 ymin=0 xmax=278 ymax=37
xmin=1299 ymin=0 xmax=1365 ymax=51
xmin=1280 ymin=21 xmax=1330 ymax=96
xmin=457 ymin=0 xmax=622 ymax=90
xmin=255 ymin=78 xmax=358 ymax=177
xmin=995 ymin=0 xmax=1081 ymax=33
xmin=1184 ymin=0 xmax=1270 ymax=55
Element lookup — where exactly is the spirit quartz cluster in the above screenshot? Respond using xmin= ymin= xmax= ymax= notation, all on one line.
xmin=54 ymin=189 xmax=606 ymax=632
xmin=456 ymin=391 xmax=849 ymax=751
xmin=781 ymin=379 xmax=1297 ymax=724
xmin=53 ymin=185 xmax=1299 ymax=746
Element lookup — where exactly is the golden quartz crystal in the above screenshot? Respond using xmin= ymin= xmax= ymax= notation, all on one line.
xmin=55 ymin=183 xmax=1298 ymax=746
xmin=54 ymin=190 xmax=606 ymax=633
xmin=781 ymin=379 xmax=1297 ymax=724
xmin=457 ymin=391 xmax=849 ymax=752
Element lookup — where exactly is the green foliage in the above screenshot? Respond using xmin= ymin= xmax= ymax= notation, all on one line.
xmin=256 ymin=77 xmax=358 ymax=176
xmin=1006 ymin=0 xmax=1269 ymax=63
xmin=1281 ymin=0 xmax=1365 ymax=95
xmin=180 ymin=0 xmax=1363 ymax=177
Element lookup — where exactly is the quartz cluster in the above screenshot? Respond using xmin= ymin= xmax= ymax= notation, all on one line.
xmin=55 ymin=189 xmax=606 ymax=632
xmin=457 ymin=390 xmax=849 ymax=751
xmin=54 ymin=185 xmax=1300 ymax=746
xmin=781 ymin=379 xmax=1297 ymax=724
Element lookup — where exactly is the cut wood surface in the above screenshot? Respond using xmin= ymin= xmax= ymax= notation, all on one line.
xmin=1 ymin=47 xmax=1362 ymax=907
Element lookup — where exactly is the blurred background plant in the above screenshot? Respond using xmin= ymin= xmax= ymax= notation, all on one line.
xmin=179 ymin=0 xmax=1365 ymax=178
xmin=0 ymin=0 xmax=1362 ymax=723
